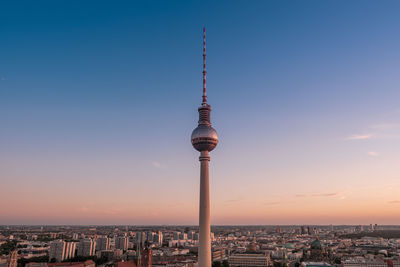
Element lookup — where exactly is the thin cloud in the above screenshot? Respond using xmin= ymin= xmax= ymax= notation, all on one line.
xmin=295 ymin=193 xmax=338 ymax=198
xmin=347 ymin=134 xmax=373 ymax=140
xmin=152 ymin=161 xmax=166 ymax=169
xmin=388 ymin=200 xmax=400 ymax=204
xmin=367 ymin=151 xmax=380 ymax=157
xmin=311 ymin=192 xmax=338 ymax=197
xmin=224 ymin=198 xmax=243 ymax=204
xmin=264 ymin=201 xmax=281 ymax=206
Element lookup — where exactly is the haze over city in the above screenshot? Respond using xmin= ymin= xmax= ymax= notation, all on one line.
xmin=2 ymin=0 xmax=400 ymax=226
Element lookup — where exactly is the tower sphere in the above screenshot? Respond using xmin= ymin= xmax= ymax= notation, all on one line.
xmin=191 ymin=124 xmax=218 ymax=152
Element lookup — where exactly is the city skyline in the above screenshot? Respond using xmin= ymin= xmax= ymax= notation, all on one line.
xmin=2 ymin=1 xmax=400 ymax=225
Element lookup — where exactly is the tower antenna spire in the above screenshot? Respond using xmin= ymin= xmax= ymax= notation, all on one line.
xmin=202 ymin=27 xmax=207 ymax=104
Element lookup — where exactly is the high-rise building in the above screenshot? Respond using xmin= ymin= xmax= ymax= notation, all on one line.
xmin=173 ymin=232 xmax=180 ymax=240
xmin=136 ymin=232 xmax=146 ymax=247
xmin=96 ymin=237 xmax=110 ymax=251
xmin=77 ymin=238 xmax=96 ymax=257
xmin=49 ymin=240 xmax=76 ymax=262
xmin=115 ymin=236 xmax=129 ymax=251
xmin=187 ymin=231 xmax=195 ymax=240
xmin=65 ymin=242 xmax=76 ymax=259
xmin=191 ymin=28 xmax=219 ymax=267
xmin=301 ymin=226 xmax=306 ymax=235
xmin=179 ymin=233 xmax=188 ymax=240
xmin=153 ymin=231 xmax=163 ymax=245
xmin=307 ymin=226 xmax=313 ymax=235
xmin=49 ymin=240 xmax=66 ymax=262
xmin=146 ymin=232 xmax=154 ymax=243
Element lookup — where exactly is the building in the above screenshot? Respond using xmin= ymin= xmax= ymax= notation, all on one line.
xmin=309 ymin=239 xmax=327 ymax=262
xmin=141 ymin=247 xmax=152 ymax=267
xmin=173 ymin=232 xmax=180 ymax=241
xmin=26 ymin=263 xmax=48 ymax=267
xmin=115 ymin=236 xmax=129 ymax=251
xmin=153 ymin=232 xmax=163 ymax=245
xmin=301 ymin=263 xmax=333 ymax=267
xmin=49 ymin=241 xmax=76 ymax=262
xmin=115 ymin=261 xmax=137 ymax=267
xmin=146 ymin=232 xmax=154 ymax=243
xmin=179 ymin=233 xmax=187 ymax=240
xmin=48 ymin=260 xmax=95 ymax=267
xmin=65 ymin=242 xmax=76 ymax=259
xmin=96 ymin=237 xmax=110 ymax=251
xmin=212 ymin=248 xmax=226 ymax=262
xmin=341 ymin=259 xmax=388 ymax=267
xmin=77 ymin=239 xmax=96 ymax=257
xmin=49 ymin=240 xmax=66 ymax=262
xmin=228 ymin=254 xmax=270 ymax=267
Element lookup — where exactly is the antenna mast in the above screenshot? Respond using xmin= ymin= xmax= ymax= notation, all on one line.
xmin=202 ymin=27 xmax=207 ymax=104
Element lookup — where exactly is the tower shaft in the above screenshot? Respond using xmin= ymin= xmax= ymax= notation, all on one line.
xmin=199 ymin=150 xmax=211 ymax=267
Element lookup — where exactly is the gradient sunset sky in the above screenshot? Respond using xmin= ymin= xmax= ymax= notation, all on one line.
xmin=1 ymin=1 xmax=400 ymax=225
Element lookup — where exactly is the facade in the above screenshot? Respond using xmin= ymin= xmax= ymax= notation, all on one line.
xmin=228 ymin=254 xmax=270 ymax=267
xmin=77 ymin=239 xmax=96 ymax=257
xmin=25 ymin=263 xmax=47 ymax=267
xmin=48 ymin=260 xmax=95 ymax=267
xmin=141 ymin=248 xmax=152 ymax=267
xmin=49 ymin=240 xmax=66 ymax=262
xmin=115 ymin=237 xmax=129 ymax=251
xmin=65 ymin=242 xmax=76 ymax=259
xmin=49 ymin=240 xmax=76 ymax=262
xmin=301 ymin=263 xmax=333 ymax=267
xmin=96 ymin=237 xmax=110 ymax=251
xmin=212 ymin=248 xmax=226 ymax=262
xmin=341 ymin=259 xmax=388 ymax=267
xmin=153 ymin=232 xmax=163 ymax=245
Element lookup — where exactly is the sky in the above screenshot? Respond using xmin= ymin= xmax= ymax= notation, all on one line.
xmin=1 ymin=0 xmax=400 ymax=225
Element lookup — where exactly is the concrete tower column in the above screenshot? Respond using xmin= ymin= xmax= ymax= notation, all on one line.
xmin=199 ymin=151 xmax=211 ymax=267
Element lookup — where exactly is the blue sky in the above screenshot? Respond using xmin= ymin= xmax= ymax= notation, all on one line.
xmin=1 ymin=1 xmax=400 ymax=225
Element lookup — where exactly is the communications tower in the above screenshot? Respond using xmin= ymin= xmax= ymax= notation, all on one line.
xmin=191 ymin=28 xmax=218 ymax=267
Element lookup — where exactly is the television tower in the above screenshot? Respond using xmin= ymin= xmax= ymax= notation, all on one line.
xmin=191 ymin=28 xmax=218 ymax=267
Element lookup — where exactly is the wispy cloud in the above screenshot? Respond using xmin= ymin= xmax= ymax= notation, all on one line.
xmin=264 ymin=201 xmax=281 ymax=205
xmin=347 ymin=118 xmax=400 ymax=141
xmin=224 ymin=198 xmax=243 ymax=204
xmin=367 ymin=151 xmax=380 ymax=157
xmin=347 ymin=134 xmax=373 ymax=140
xmin=296 ymin=192 xmax=339 ymax=198
xmin=388 ymin=200 xmax=400 ymax=204
xmin=152 ymin=161 xmax=166 ymax=169
xmin=311 ymin=192 xmax=338 ymax=197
